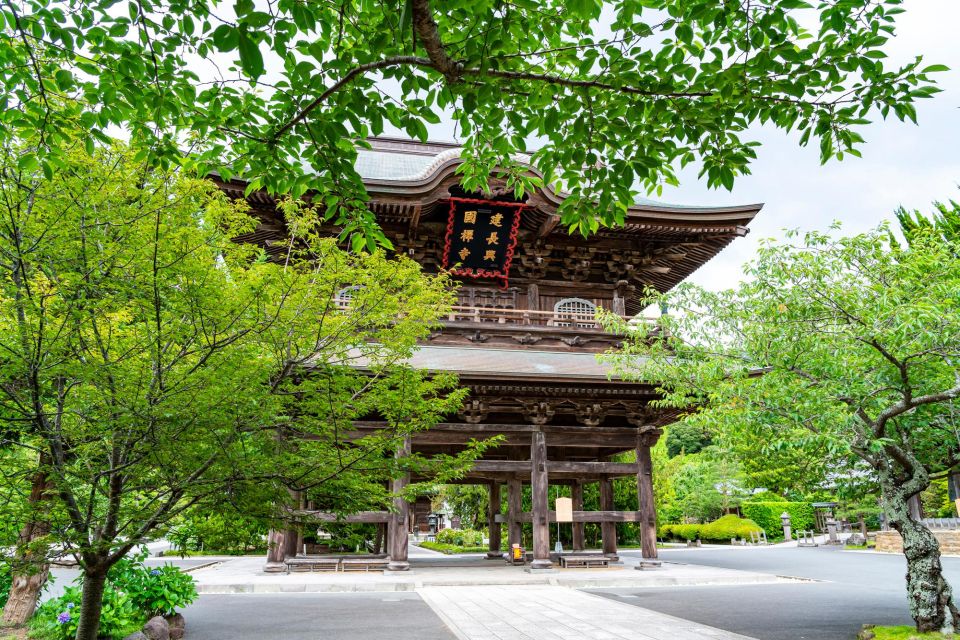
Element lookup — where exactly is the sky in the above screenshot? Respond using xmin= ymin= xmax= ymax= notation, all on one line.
xmin=370 ymin=0 xmax=960 ymax=292
xmin=662 ymin=0 xmax=960 ymax=291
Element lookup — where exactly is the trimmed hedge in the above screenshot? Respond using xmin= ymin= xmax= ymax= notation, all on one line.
xmin=660 ymin=515 xmax=762 ymax=542
xmin=741 ymin=501 xmax=814 ymax=539
xmin=435 ymin=528 xmax=483 ymax=546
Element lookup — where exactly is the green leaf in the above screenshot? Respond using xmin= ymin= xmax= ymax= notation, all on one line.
xmin=238 ymin=32 xmax=264 ymax=79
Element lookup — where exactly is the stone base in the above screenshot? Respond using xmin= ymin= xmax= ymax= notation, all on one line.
xmin=486 ymin=552 xmax=504 ymax=560
xmin=636 ymin=560 xmax=662 ymax=570
xmin=263 ymin=561 xmax=287 ymax=573
xmin=526 ymin=559 xmax=554 ymax=572
xmin=603 ymin=554 xmax=620 ymax=563
xmin=385 ymin=560 xmax=410 ymax=572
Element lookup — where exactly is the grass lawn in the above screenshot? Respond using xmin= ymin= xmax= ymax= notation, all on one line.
xmin=845 ymin=541 xmax=878 ymax=551
xmin=864 ymin=625 xmax=956 ymax=639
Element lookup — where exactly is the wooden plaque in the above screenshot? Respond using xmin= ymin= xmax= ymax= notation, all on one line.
xmin=555 ymin=497 xmax=573 ymax=523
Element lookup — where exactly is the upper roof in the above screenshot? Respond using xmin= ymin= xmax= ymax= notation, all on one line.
xmin=358 ymin=137 xmax=763 ymax=223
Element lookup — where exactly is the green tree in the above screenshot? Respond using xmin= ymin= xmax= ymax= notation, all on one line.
xmin=604 ymin=225 xmax=960 ymax=632
xmin=664 ymin=422 xmax=712 ymax=458
xmin=0 ymin=136 xmax=472 ymax=639
xmin=0 ymin=0 xmax=946 ymax=242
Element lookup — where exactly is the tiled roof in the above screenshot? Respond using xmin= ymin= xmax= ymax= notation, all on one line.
xmin=349 ymin=345 xmax=649 ymax=381
xmin=356 ymin=138 xmax=697 ymax=210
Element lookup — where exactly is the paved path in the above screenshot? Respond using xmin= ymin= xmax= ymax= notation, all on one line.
xmin=182 ymin=592 xmax=455 ymax=640
xmin=587 ymin=547 xmax=960 ymax=640
xmin=418 ymin=585 xmax=754 ymax=640
xmin=187 ymin=554 xmax=791 ymax=593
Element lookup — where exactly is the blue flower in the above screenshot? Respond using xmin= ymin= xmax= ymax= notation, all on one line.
xmin=57 ymin=612 xmax=71 ymax=624
xmin=66 ymin=602 xmax=75 ymax=609
xmin=150 ymin=569 xmax=161 ymax=576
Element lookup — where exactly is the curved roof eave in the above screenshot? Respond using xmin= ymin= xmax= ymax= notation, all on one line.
xmin=361 ymin=155 xmax=763 ymax=226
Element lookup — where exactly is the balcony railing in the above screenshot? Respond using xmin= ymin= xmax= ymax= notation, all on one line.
xmin=446 ymin=305 xmax=635 ymax=330
xmin=332 ymin=298 xmax=652 ymax=332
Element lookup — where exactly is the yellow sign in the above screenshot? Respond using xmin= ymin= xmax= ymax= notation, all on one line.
xmin=555 ymin=496 xmax=573 ymax=523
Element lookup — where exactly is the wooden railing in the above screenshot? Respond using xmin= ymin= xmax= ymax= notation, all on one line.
xmin=332 ymin=299 xmax=652 ymax=331
xmin=446 ymin=305 xmax=645 ymax=330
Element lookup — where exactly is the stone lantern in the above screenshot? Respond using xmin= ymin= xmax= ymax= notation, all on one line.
xmin=780 ymin=512 xmax=792 ymax=541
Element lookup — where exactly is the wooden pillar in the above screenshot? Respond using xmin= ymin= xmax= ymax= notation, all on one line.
xmin=487 ymin=482 xmax=503 ymax=559
xmin=387 ymin=436 xmax=411 ymax=571
xmin=636 ymin=442 xmax=659 ymax=560
xmin=571 ymin=481 xmax=585 ymax=552
xmin=264 ymin=529 xmax=286 ymax=572
xmin=530 ymin=431 xmax=552 ymax=569
xmin=507 ymin=478 xmax=522 ymax=549
xmin=599 ymin=478 xmax=618 ymax=560
xmin=373 ymin=523 xmax=385 ymax=555
xmin=282 ymin=488 xmax=301 ymax=558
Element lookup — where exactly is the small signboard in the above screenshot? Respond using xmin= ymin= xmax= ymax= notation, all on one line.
xmin=441 ymin=198 xmax=524 ymax=287
xmin=555 ymin=496 xmax=573 ymax=523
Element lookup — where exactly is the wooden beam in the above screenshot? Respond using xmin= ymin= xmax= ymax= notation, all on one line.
xmin=289 ymin=510 xmax=392 ymax=524
xmin=495 ymin=510 xmax=644 ymax=523
xmin=470 ymin=460 xmax=638 ymax=475
xmin=537 ymin=214 xmax=561 ymax=238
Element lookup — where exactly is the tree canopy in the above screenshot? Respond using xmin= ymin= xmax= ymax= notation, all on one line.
xmin=0 ymin=0 xmax=945 ymax=242
xmin=0 ymin=136 xmax=476 ymax=638
xmin=604 ymin=224 xmax=960 ymax=631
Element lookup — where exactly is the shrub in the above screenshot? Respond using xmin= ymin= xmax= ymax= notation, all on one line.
xmin=741 ymin=502 xmax=815 ymax=538
xmin=31 ymin=548 xmax=197 ymax=639
xmin=0 ymin=561 xmax=10 ymax=609
xmin=32 ymin=586 xmax=142 ymax=640
xmin=698 ymin=514 xmax=762 ymax=541
xmin=109 ymin=548 xmax=198 ymax=617
xmin=672 ymin=524 xmax=702 ymax=541
xmin=435 ymin=528 xmax=483 ymax=547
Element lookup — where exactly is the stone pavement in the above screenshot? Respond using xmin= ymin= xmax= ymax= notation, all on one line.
xmin=188 ymin=553 xmax=798 ymax=594
xmin=418 ymin=585 xmax=755 ymax=640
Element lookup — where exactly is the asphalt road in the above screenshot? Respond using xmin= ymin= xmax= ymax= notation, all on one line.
xmin=589 ymin=547 xmax=960 ymax=640
xmin=180 ymin=593 xmax=456 ymax=640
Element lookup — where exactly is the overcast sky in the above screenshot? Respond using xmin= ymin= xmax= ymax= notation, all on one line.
xmin=664 ymin=0 xmax=960 ymax=291
xmin=371 ymin=0 xmax=959 ymax=292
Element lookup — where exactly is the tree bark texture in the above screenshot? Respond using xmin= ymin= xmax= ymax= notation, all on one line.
xmin=73 ymin=568 xmax=109 ymax=640
xmin=2 ymin=468 xmax=52 ymax=624
xmin=880 ymin=469 xmax=959 ymax=633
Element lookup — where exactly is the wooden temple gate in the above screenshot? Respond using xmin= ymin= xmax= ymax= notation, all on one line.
xmin=216 ymin=137 xmax=762 ymax=572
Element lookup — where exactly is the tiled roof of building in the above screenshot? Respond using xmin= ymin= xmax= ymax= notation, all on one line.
xmin=356 ymin=138 xmax=704 ymax=210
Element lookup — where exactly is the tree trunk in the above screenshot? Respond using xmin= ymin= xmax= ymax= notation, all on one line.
xmin=2 ymin=468 xmax=52 ymax=624
xmin=73 ymin=568 xmax=109 ymax=640
xmin=881 ymin=473 xmax=960 ymax=633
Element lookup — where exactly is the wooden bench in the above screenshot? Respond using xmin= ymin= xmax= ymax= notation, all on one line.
xmin=340 ymin=558 xmax=389 ymax=572
xmin=559 ymin=554 xmax=610 ymax=569
xmin=285 ymin=557 xmax=340 ymax=572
